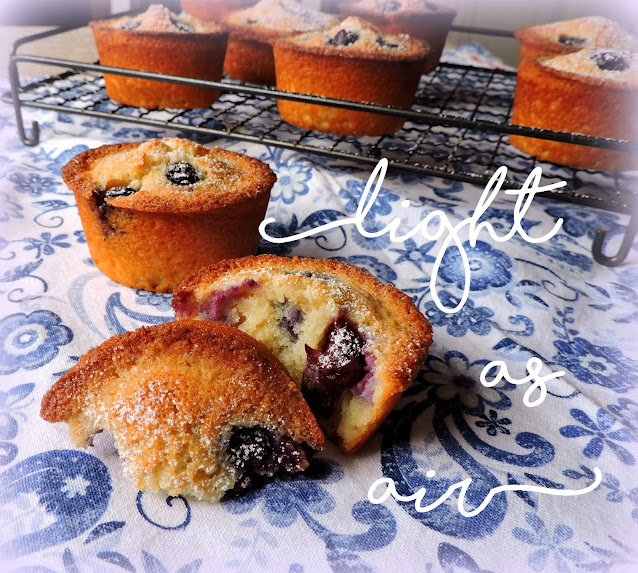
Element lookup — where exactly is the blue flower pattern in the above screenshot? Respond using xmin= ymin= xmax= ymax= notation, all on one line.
xmin=1 ymin=58 xmax=637 ymax=573
xmin=0 ymin=311 xmax=72 ymax=374
xmin=23 ymin=232 xmax=72 ymax=257
xmin=424 ymin=292 xmax=495 ymax=337
xmin=438 ymin=240 xmax=513 ymax=291
xmin=513 ymin=513 xmax=586 ymax=572
xmin=560 ymin=409 xmax=636 ymax=465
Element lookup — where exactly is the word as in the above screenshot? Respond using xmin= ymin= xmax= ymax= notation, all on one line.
xmin=259 ymin=159 xmax=566 ymax=313
xmin=480 ymin=357 xmax=566 ymax=407
xmin=368 ymin=467 xmax=602 ymax=517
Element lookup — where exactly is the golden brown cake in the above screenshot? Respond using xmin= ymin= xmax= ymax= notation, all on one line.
xmin=91 ymin=4 xmax=228 ymax=109
xmin=62 ymin=138 xmax=277 ymax=292
xmin=40 ymin=320 xmax=324 ymax=501
xmin=340 ymin=0 xmax=457 ymax=73
xmin=510 ymin=49 xmax=638 ymax=171
xmin=172 ymin=255 xmax=433 ymax=453
xmin=273 ymin=17 xmax=429 ymax=136
xmin=222 ymin=0 xmax=338 ymax=85
xmin=181 ymin=0 xmax=258 ymax=21
xmin=515 ymin=17 xmax=638 ymax=62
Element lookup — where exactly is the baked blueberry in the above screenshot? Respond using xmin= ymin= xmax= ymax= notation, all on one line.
xmin=591 ymin=50 xmax=630 ymax=71
xmin=198 ymin=279 xmax=260 ymax=324
xmin=328 ymin=29 xmax=359 ymax=46
xmin=377 ymin=37 xmax=399 ymax=49
xmin=279 ymin=305 xmax=304 ymax=341
xmin=301 ymin=317 xmax=367 ymax=418
xmin=93 ymin=186 xmax=137 ymax=222
xmin=171 ymin=18 xmax=192 ymax=32
xmin=120 ymin=20 xmax=140 ymax=30
xmin=227 ymin=426 xmax=272 ymax=472
xmin=167 ymin=161 xmax=200 ymax=186
xmin=558 ymin=34 xmax=586 ymax=47
xmin=226 ymin=426 xmax=309 ymax=492
xmin=105 ymin=186 xmax=137 ymax=200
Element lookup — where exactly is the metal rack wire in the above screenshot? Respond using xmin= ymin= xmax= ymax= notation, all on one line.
xmin=5 ymin=22 xmax=638 ymax=265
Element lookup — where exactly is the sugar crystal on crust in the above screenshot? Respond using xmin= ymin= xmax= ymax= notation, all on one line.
xmin=102 ymin=4 xmax=225 ymax=34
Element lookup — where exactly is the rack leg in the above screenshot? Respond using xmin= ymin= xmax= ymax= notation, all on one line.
xmin=9 ymin=56 xmax=40 ymax=147
xmin=592 ymin=209 xmax=638 ymax=267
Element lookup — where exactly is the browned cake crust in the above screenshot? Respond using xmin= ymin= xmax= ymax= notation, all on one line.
xmin=515 ymin=17 xmax=638 ymax=62
xmin=173 ymin=255 xmax=433 ymax=453
xmin=91 ymin=5 xmax=228 ymax=108
xmin=274 ymin=17 xmax=429 ymax=136
xmin=222 ymin=0 xmax=338 ymax=85
xmin=62 ymin=138 xmax=277 ymax=292
xmin=223 ymin=35 xmax=279 ymax=86
xmin=510 ymin=49 xmax=638 ymax=171
xmin=181 ymin=0 xmax=258 ymax=21
xmin=340 ymin=0 xmax=457 ymax=73
xmin=41 ymin=320 xmax=324 ymax=501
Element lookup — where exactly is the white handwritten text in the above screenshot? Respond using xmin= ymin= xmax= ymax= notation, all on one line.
xmin=480 ymin=357 xmax=566 ymax=407
xmin=368 ymin=467 xmax=601 ymax=517
xmin=259 ymin=160 xmax=566 ymax=314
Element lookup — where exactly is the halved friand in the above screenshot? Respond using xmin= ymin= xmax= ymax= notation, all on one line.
xmin=173 ymin=255 xmax=433 ymax=453
xmin=40 ymin=320 xmax=324 ymax=501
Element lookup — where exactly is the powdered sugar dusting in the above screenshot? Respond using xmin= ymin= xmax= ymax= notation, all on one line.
xmin=543 ymin=48 xmax=638 ymax=87
xmin=283 ymin=16 xmax=428 ymax=60
xmin=317 ymin=321 xmax=364 ymax=369
xmin=106 ymin=4 xmax=224 ymax=34
xmin=225 ymin=0 xmax=337 ymax=34
xmin=47 ymin=320 xmax=324 ymax=500
xmin=349 ymin=0 xmax=452 ymax=15
xmin=523 ymin=16 xmax=638 ymax=52
xmin=85 ymin=138 xmax=268 ymax=212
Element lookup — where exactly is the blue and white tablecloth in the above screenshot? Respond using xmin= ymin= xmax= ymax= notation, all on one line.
xmin=1 ymin=45 xmax=637 ymax=573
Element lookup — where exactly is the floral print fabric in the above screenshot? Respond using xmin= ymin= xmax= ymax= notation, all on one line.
xmin=0 ymin=45 xmax=637 ymax=572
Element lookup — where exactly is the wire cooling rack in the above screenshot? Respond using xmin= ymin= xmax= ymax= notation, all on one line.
xmin=5 ymin=23 xmax=638 ymax=265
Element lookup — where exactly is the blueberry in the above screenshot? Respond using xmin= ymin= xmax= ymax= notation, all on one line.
xmin=275 ymin=436 xmax=307 ymax=473
xmin=379 ymin=1 xmax=401 ymax=13
xmin=328 ymin=30 xmax=359 ymax=47
xmin=301 ymin=317 xmax=367 ymax=418
xmin=424 ymin=2 xmax=439 ymax=10
xmin=120 ymin=20 xmax=140 ymax=30
xmin=104 ymin=186 xmax=137 ymax=200
xmin=226 ymin=426 xmax=309 ymax=494
xmin=377 ymin=37 xmax=399 ymax=49
xmin=172 ymin=289 xmax=196 ymax=318
xmin=279 ymin=305 xmax=304 ymax=341
xmin=227 ymin=426 xmax=273 ymax=471
xmin=591 ymin=50 xmax=631 ymax=72
xmin=93 ymin=187 xmax=137 ymax=233
xmin=171 ymin=17 xmax=192 ymax=32
xmin=201 ymin=279 xmax=260 ymax=323
xmin=166 ymin=161 xmax=200 ymax=186
xmin=558 ymin=34 xmax=586 ymax=47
